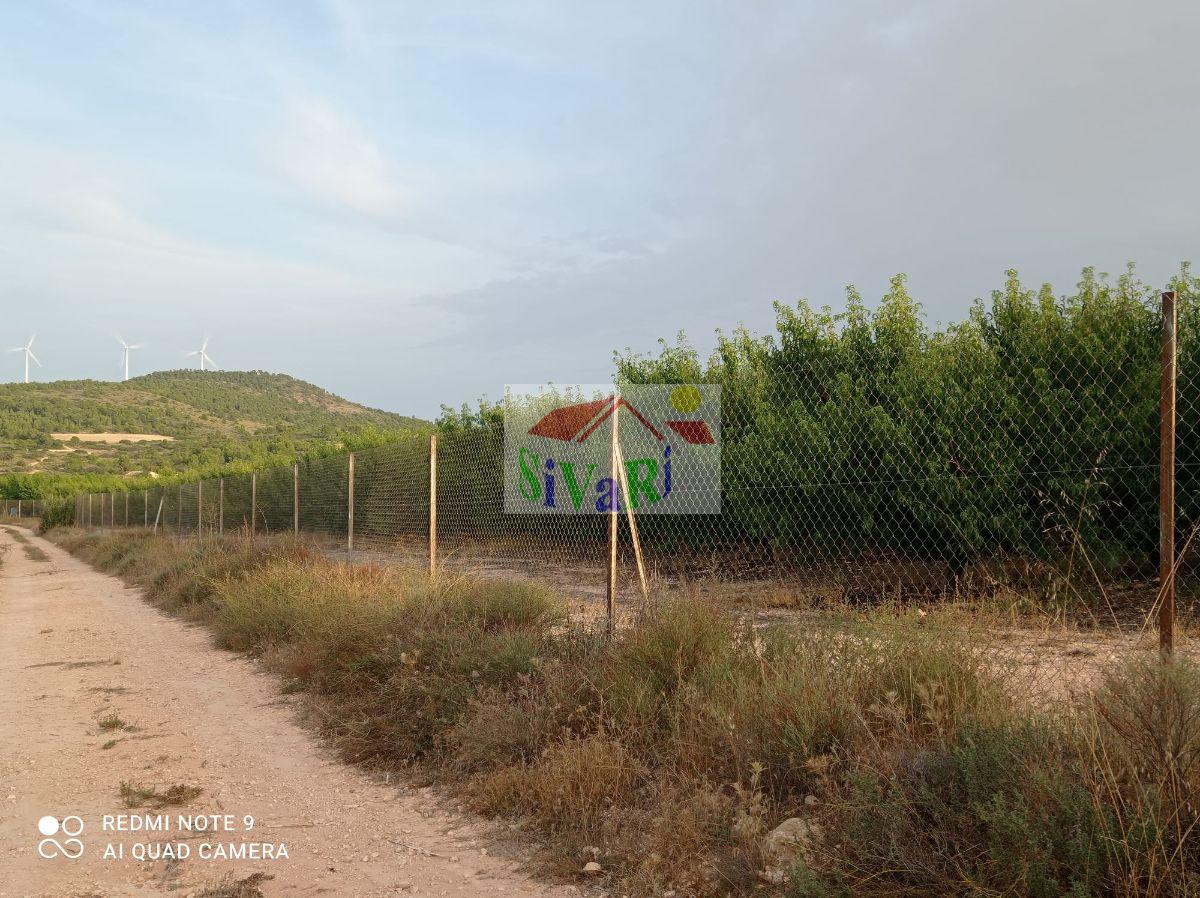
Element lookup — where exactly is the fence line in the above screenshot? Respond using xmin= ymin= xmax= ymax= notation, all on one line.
xmin=61 ymin=290 xmax=1195 ymax=644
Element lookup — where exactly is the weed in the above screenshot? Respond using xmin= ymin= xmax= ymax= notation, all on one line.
xmin=119 ymin=782 xmax=203 ymax=809
xmin=101 ymin=739 xmax=118 ymax=750
xmin=23 ymin=544 xmax=49 ymax=562
xmin=98 ymin=713 xmax=126 ymax=731
xmin=196 ymin=872 xmax=275 ymax=898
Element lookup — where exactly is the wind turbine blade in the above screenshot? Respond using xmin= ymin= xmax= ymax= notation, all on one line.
xmin=185 ymin=350 xmax=199 ymax=356
xmin=128 ymin=344 xmax=143 ymax=350
xmin=26 ymin=334 xmax=36 ymax=349
xmin=202 ymin=353 xmax=217 ymax=368
xmin=116 ymin=333 xmax=127 ymax=347
xmin=28 ymin=350 xmax=41 ymax=366
xmin=200 ymin=337 xmax=209 ymax=352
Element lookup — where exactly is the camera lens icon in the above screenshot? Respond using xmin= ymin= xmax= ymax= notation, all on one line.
xmin=37 ymin=815 xmax=85 ymax=859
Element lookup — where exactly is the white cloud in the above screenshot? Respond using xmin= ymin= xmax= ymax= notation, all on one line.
xmin=276 ymin=97 xmax=405 ymax=218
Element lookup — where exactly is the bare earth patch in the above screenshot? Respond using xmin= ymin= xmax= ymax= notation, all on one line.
xmin=51 ymin=433 xmax=175 ymax=443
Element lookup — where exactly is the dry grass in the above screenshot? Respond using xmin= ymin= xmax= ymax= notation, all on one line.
xmin=119 ymin=781 xmax=203 ymax=809
xmin=47 ymin=526 xmax=1200 ymax=897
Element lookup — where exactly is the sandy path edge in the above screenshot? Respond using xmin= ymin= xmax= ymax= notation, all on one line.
xmin=0 ymin=527 xmax=577 ymax=898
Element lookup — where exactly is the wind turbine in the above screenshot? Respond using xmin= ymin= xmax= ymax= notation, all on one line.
xmin=117 ymin=335 xmax=143 ymax=382
xmin=9 ymin=335 xmax=41 ymax=383
xmin=185 ymin=337 xmax=217 ymax=371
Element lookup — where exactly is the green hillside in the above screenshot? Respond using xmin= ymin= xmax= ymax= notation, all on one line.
xmin=0 ymin=370 xmax=427 ymax=495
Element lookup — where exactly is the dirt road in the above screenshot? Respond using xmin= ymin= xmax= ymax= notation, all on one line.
xmin=0 ymin=527 xmax=575 ymax=898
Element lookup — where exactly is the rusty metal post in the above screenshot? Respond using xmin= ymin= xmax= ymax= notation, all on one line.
xmin=347 ymin=453 xmax=355 ymax=561
xmin=1161 ymin=290 xmax=1178 ymax=655
xmin=293 ymin=462 xmax=299 ymax=535
xmin=429 ymin=435 xmax=438 ymax=580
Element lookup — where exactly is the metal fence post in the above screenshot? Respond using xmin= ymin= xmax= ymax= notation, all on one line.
xmin=144 ymin=490 xmax=148 ymax=527
xmin=219 ymin=477 xmax=224 ymax=536
xmin=1161 ymin=290 xmax=1178 ymax=655
xmin=197 ymin=480 xmax=203 ymax=539
xmin=429 ymin=435 xmax=438 ymax=580
xmin=179 ymin=483 xmax=184 ymax=536
xmin=16 ymin=499 xmax=20 ymax=518
xmin=251 ymin=471 xmax=257 ymax=537
xmin=293 ymin=463 xmax=300 ymax=535
xmin=88 ymin=494 xmax=92 ymax=528
xmin=347 ymin=453 xmax=355 ymax=561
xmin=124 ymin=491 xmax=129 ymax=527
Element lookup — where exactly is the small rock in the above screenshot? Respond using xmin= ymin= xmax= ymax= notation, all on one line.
xmin=804 ymin=794 xmax=819 ymax=807
xmin=583 ymin=861 xmax=603 ymax=874
xmin=761 ymin=816 xmax=823 ymax=881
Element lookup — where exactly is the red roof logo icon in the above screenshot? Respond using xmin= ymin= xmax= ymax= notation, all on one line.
xmin=529 ymin=394 xmax=714 ymax=445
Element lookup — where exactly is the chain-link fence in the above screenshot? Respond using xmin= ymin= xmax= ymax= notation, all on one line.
xmin=1 ymin=498 xmax=44 ymax=519
xmin=67 ymin=288 xmax=1197 ymax=689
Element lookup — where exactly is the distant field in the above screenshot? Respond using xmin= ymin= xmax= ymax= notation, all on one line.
xmin=51 ymin=433 xmax=175 ymax=443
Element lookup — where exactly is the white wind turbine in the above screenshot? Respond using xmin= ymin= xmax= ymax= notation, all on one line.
xmin=9 ymin=334 xmax=41 ymax=383
xmin=185 ymin=337 xmax=217 ymax=371
xmin=117 ymin=334 xmax=143 ymax=382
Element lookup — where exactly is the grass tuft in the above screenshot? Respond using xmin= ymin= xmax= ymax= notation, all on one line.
xmin=119 ymin=781 xmax=203 ymax=809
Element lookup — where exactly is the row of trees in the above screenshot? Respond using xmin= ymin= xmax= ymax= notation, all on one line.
xmin=428 ymin=265 xmax=1197 ymax=579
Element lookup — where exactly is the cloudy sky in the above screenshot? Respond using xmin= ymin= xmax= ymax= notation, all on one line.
xmin=1 ymin=1 xmax=1197 ymax=416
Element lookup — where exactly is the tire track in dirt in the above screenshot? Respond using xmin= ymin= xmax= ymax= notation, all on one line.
xmin=0 ymin=528 xmax=575 ymax=898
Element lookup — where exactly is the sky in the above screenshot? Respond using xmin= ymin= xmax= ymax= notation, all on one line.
xmin=1 ymin=1 xmax=1198 ymax=417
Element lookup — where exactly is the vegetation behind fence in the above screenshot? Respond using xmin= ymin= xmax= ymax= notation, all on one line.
xmin=67 ymin=266 xmax=1199 ymax=617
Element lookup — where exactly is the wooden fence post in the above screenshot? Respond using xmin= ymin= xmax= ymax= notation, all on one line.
xmin=606 ymin=393 xmax=620 ymax=638
xmin=347 ymin=453 xmax=355 ymax=561
xmin=429 ymin=435 xmax=438 ymax=580
xmin=1161 ymin=290 xmax=1178 ymax=655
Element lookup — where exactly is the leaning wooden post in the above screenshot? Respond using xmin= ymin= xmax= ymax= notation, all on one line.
xmin=293 ymin=462 xmax=300 ymax=535
xmin=429 ymin=435 xmax=438 ymax=580
xmin=250 ymin=471 xmax=257 ymax=538
xmin=606 ymin=392 xmax=620 ymax=638
xmin=613 ymin=439 xmax=650 ymax=603
xmin=1160 ymin=290 xmax=1178 ymax=655
xmin=218 ymin=477 xmax=225 ymax=535
xmin=347 ymin=453 xmax=356 ymax=561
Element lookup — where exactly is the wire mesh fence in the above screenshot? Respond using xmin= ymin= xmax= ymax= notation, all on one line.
xmin=65 ymin=288 xmax=1198 ymax=696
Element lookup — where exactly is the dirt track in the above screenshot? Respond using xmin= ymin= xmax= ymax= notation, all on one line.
xmin=0 ymin=527 xmax=573 ymax=897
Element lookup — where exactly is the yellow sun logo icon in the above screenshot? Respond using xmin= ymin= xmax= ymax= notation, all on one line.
xmin=669 ymin=385 xmax=702 ymax=414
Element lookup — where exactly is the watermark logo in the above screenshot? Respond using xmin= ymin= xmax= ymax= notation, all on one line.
xmin=503 ymin=384 xmax=721 ymax=514
xmin=37 ymin=814 xmax=85 ymax=859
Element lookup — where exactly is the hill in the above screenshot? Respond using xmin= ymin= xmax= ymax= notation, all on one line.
xmin=0 ymin=371 xmax=428 ymax=493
